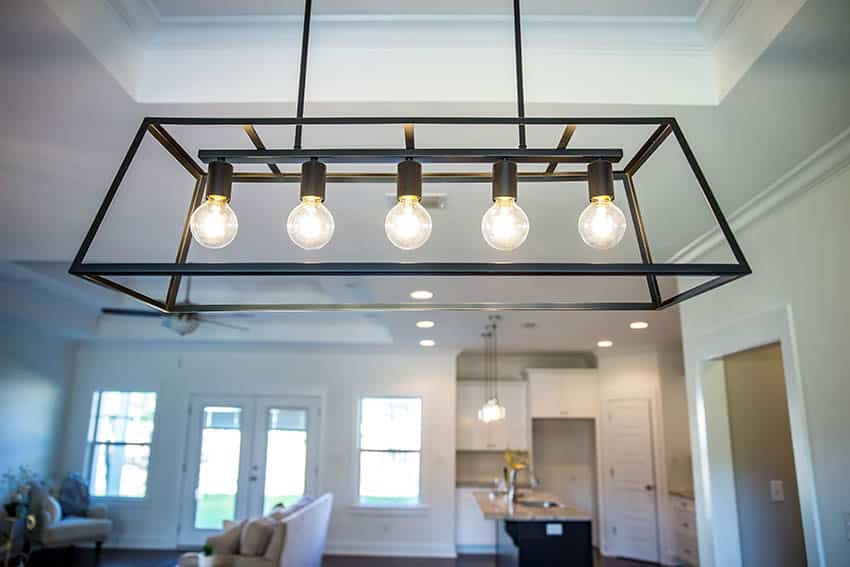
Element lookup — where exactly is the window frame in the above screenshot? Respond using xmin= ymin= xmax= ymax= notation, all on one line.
xmin=355 ymin=396 xmax=425 ymax=510
xmin=86 ymin=390 xmax=158 ymax=501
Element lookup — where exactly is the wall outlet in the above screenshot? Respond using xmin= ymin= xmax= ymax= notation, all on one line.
xmin=770 ymin=480 xmax=785 ymax=502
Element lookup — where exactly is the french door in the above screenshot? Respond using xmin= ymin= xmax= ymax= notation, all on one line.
xmin=178 ymin=395 xmax=320 ymax=546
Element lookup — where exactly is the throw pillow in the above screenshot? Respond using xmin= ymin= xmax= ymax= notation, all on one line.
xmin=43 ymin=496 xmax=62 ymax=526
xmin=240 ymin=518 xmax=274 ymax=556
xmin=263 ymin=522 xmax=288 ymax=562
xmin=206 ymin=520 xmax=244 ymax=555
xmin=58 ymin=473 xmax=90 ymax=517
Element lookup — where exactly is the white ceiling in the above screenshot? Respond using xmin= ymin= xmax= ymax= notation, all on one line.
xmin=4 ymin=0 xmax=850 ymax=353
xmin=147 ymin=0 xmax=704 ymax=19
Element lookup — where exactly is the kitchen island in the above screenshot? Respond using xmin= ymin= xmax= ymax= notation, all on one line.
xmin=474 ymin=491 xmax=593 ymax=567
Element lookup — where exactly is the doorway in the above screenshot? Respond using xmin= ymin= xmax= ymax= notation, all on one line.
xmin=723 ymin=343 xmax=806 ymax=567
xmin=178 ymin=395 xmax=321 ymax=546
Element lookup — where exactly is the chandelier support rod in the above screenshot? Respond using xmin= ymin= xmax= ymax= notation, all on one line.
xmin=166 ymin=175 xmax=207 ymax=309
xmin=512 ymin=0 xmax=527 ymax=149
xmin=293 ymin=0 xmax=313 ymax=150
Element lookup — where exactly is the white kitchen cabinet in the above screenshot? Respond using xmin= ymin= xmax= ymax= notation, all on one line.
xmin=525 ymin=368 xmax=600 ymax=419
xmin=456 ymin=381 xmax=528 ymax=451
xmin=455 ymin=487 xmax=496 ymax=549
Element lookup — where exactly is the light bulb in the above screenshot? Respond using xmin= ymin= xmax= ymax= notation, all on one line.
xmin=189 ymin=195 xmax=238 ymax=249
xmin=287 ymin=196 xmax=335 ymax=250
xmin=481 ymin=196 xmax=529 ymax=251
xmin=478 ymin=398 xmax=507 ymax=423
xmin=578 ymin=196 xmax=627 ymax=250
xmin=385 ymin=196 xmax=432 ymax=250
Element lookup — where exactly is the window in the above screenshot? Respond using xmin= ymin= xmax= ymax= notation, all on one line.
xmin=358 ymin=397 xmax=422 ymax=506
xmin=87 ymin=391 xmax=157 ymax=498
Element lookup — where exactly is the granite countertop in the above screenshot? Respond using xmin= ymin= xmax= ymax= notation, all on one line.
xmin=473 ymin=490 xmax=592 ymax=522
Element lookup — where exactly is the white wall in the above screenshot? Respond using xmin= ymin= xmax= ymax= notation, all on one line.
xmin=0 ymin=320 xmax=71 ymax=480
xmin=658 ymin=349 xmax=692 ymax=493
xmin=679 ymin=158 xmax=850 ymax=565
xmin=60 ymin=343 xmax=458 ymax=556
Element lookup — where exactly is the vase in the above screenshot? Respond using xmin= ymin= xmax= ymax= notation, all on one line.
xmin=198 ymin=553 xmax=214 ymax=567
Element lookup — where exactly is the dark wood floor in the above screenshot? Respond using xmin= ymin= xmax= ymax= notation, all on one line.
xmin=30 ymin=548 xmax=656 ymax=567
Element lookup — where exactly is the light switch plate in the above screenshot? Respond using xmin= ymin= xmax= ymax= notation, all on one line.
xmin=770 ymin=480 xmax=785 ymax=502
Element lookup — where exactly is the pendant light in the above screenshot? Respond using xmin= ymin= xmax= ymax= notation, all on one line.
xmin=190 ymin=161 xmax=239 ymax=249
xmin=385 ymin=160 xmax=432 ymax=250
xmin=287 ymin=159 xmax=335 ymax=250
xmin=481 ymin=160 xmax=529 ymax=251
xmin=479 ymin=316 xmax=506 ymax=423
xmin=578 ymin=159 xmax=627 ymax=250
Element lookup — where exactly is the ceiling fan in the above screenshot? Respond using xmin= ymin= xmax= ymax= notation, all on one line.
xmin=101 ymin=278 xmax=250 ymax=336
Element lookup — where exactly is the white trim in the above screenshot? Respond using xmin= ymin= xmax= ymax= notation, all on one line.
xmin=671 ymin=125 xmax=850 ymax=263
xmin=686 ymin=306 xmax=825 ymax=567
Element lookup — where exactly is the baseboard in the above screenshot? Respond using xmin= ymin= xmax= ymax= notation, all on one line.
xmin=456 ymin=544 xmax=497 ymax=554
xmin=324 ymin=540 xmax=457 ymax=558
xmin=91 ymin=535 xmax=176 ymax=550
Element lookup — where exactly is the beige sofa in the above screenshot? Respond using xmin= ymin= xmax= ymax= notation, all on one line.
xmin=179 ymin=494 xmax=333 ymax=567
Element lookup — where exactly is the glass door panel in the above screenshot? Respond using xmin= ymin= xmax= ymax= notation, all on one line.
xmin=262 ymin=408 xmax=308 ymax=513
xmin=250 ymin=398 xmax=320 ymax=517
xmin=194 ymin=406 xmax=242 ymax=529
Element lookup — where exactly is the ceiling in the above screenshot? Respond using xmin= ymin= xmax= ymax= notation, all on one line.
xmin=3 ymin=0 xmax=850 ymax=353
xmin=147 ymin=0 xmax=704 ymax=19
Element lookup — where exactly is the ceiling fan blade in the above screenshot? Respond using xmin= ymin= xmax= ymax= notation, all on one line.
xmin=198 ymin=318 xmax=250 ymax=332
xmin=101 ymin=308 xmax=163 ymax=318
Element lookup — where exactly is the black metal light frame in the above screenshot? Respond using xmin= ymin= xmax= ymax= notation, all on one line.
xmin=69 ymin=0 xmax=750 ymax=314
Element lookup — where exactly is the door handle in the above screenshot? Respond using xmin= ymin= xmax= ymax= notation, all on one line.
xmin=645 ymin=484 xmax=654 ymax=491
xmin=249 ymin=476 xmax=258 ymax=482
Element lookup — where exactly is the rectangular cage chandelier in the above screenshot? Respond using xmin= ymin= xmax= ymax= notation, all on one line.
xmin=69 ymin=0 xmax=751 ymax=313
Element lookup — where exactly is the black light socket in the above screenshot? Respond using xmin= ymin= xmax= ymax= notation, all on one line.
xmin=587 ymin=159 xmax=615 ymax=201
xmin=206 ymin=161 xmax=234 ymax=201
xmin=300 ymin=159 xmax=327 ymax=201
xmin=397 ymin=160 xmax=422 ymax=200
xmin=492 ymin=160 xmax=518 ymax=201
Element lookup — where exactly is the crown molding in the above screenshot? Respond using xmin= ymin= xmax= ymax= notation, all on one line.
xmin=670 ymin=125 xmax=850 ymax=263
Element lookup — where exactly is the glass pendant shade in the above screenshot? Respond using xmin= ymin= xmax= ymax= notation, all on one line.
xmin=385 ymin=196 xmax=432 ymax=250
xmin=481 ymin=196 xmax=529 ymax=251
xmin=577 ymin=196 xmax=627 ymax=250
xmin=189 ymin=195 xmax=238 ymax=249
xmin=478 ymin=398 xmax=507 ymax=423
xmin=287 ymin=196 xmax=335 ymax=250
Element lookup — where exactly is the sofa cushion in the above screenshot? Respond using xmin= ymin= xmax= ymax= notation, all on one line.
xmin=206 ymin=520 xmax=244 ymax=555
xmin=239 ymin=518 xmax=273 ymax=556
xmin=40 ymin=517 xmax=112 ymax=546
xmin=263 ymin=521 xmax=287 ymax=562
xmin=58 ymin=473 xmax=90 ymax=517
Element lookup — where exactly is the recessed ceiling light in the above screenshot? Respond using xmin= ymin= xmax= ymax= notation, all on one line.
xmin=419 ymin=339 xmax=436 ymax=347
xmin=597 ymin=340 xmax=613 ymax=348
xmin=410 ymin=290 xmax=433 ymax=300
xmin=630 ymin=321 xmax=649 ymax=330
xmin=416 ymin=320 xmax=435 ymax=329
xmin=522 ymin=322 xmax=537 ymax=329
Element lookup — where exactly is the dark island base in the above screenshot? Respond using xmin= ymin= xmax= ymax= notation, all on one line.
xmin=498 ymin=520 xmax=593 ymax=567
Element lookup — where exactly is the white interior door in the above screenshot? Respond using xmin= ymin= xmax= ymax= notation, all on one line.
xmin=606 ymin=398 xmax=659 ymax=562
xmin=179 ymin=395 xmax=321 ymax=546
